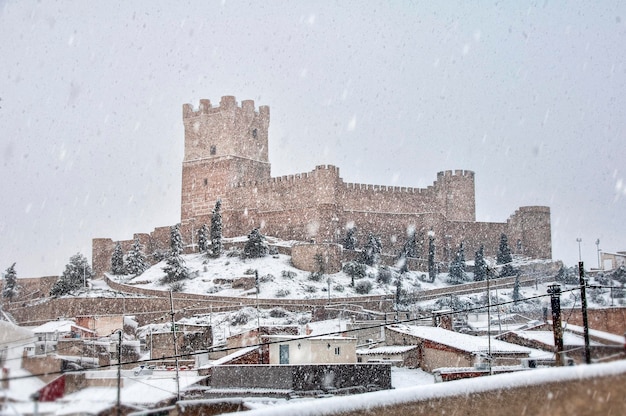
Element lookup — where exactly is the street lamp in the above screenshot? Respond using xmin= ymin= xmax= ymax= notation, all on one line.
xmin=596 ymin=239 xmax=601 ymax=270
xmin=576 ymin=238 xmax=582 ymax=262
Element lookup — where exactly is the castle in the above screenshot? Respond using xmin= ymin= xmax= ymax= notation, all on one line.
xmin=93 ymin=95 xmax=551 ymax=277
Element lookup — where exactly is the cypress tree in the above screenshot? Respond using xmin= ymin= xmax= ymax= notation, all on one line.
xmin=209 ymin=199 xmax=223 ymax=257
xmin=497 ymin=233 xmax=515 ymax=277
xmin=474 ymin=244 xmax=487 ymax=281
xmin=111 ymin=242 xmax=125 ymax=275
xmin=126 ymin=238 xmax=148 ymax=276
xmin=2 ymin=263 xmax=19 ymax=301
xmin=197 ymin=224 xmax=209 ymax=253
xmin=162 ymin=224 xmax=189 ymax=283
xmin=428 ymin=235 xmax=436 ymax=282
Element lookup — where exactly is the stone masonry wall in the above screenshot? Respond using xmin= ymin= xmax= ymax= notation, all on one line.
xmin=91 ymin=95 xmax=552 ymax=280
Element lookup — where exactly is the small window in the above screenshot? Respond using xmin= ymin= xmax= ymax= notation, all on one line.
xmin=203 ymin=178 xmax=208 ymax=186
xmin=252 ymin=129 xmax=257 ymax=139
xmin=334 ymin=347 xmax=340 ymax=355
xmin=210 ymin=145 xmax=216 ymax=155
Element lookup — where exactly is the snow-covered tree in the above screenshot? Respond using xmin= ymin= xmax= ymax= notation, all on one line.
xmin=512 ymin=273 xmax=522 ymax=302
xmin=497 ymin=233 xmax=515 ymax=277
xmin=428 ymin=235 xmax=436 ymax=282
xmin=125 ymin=238 xmax=148 ymax=276
xmin=50 ymin=253 xmax=92 ymax=297
xmin=197 ymin=224 xmax=209 ymax=253
xmin=402 ymin=229 xmax=418 ymax=259
xmin=342 ymin=226 xmax=357 ymax=250
xmin=111 ymin=242 xmax=125 ymax=275
xmin=161 ymin=224 xmax=189 ymax=284
xmin=398 ymin=229 xmax=418 ymax=273
xmin=474 ymin=244 xmax=487 ymax=281
xmin=244 ymin=228 xmax=268 ymax=258
xmin=209 ymin=199 xmax=222 ymax=258
xmin=2 ymin=263 xmax=19 ymax=301
xmin=448 ymin=242 xmax=467 ymax=284
xmin=359 ymin=233 xmax=381 ymax=266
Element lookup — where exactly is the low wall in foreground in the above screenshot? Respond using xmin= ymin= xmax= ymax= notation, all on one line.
xmin=179 ymin=360 xmax=626 ymax=416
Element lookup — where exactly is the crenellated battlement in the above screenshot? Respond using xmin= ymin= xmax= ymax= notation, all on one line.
xmin=436 ymin=169 xmax=475 ymax=179
xmin=182 ymin=95 xmax=270 ymax=119
xmin=344 ymin=181 xmax=427 ymax=194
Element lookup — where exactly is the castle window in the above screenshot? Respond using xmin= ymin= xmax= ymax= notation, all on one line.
xmin=203 ymin=178 xmax=208 ymax=186
xmin=210 ymin=145 xmax=216 ymax=155
xmin=334 ymin=347 xmax=341 ymax=355
xmin=252 ymin=129 xmax=258 ymax=139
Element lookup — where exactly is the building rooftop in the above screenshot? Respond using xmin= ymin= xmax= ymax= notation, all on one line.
xmin=387 ymin=325 xmax=531 ymax=355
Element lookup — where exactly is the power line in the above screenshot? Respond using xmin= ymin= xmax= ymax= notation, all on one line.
xmin=1 ymin=288 xmax=581 ymax=383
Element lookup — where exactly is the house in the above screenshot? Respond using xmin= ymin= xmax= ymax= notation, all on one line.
xmin=496 ymin=330 xmax=613 ymax=364
xmin=150 ymin=324 xmax=212 ymax=363
xmin=31 ymin=320 xmax=95 ymax=355
xmin=76 ymin=314 xmax=124 ymax=337
xmin=356 ymin=345 xmax=419 ymax=368
xmin=264 ymin=335 xmax=357 ymax=365
xmin=385 ymin=324 xmax=531 ymax=372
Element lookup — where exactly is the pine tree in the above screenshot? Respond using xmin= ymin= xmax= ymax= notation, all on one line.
xmin=448 ymin=242 xmax=466 ymax=284
xmin=111 ymin=242 xmax=125 ymax=275
xmin=474 ymin=244 xmax=487 ymax=281
xmin=125 ymin=238 xmax=148 ymax=276
xmin=359 ymin=233 xmax=381 ymax=266
xmin=428 ymin=235 xmax=436 ymax=282
xmin=197 ymin=224 xmax=209 ymax=253
xmin=209 ymin=199 xmax=222 ymax=258
xmin=397 ymin=230 xmax=417 ymax=273
xmin=497 ymin=233 xmax=515 ymax=277
xmin=512 ymin=273 xmax=522 ymax=303
xmin=402 ymin=230 xmax=418 ymax=258
xmin=244 ymin=228 xmax=268 ymax=258
xmin=50 ymin=253 xmax=93 ymax=296
xmin=2 ymin=263 xmax=19 ymax=301
xmin=342 ymin=226 xmax=357 ymax=250
xmin=161 ymin=224 xmax=189 ymax=284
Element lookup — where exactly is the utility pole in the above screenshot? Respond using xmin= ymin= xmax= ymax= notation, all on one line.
xmin=169 ymin=292 xmax=180 ymax=402
xmin=548 ymin=284 xmax=564 ymax=366
xmin=579 ymin=262 xmax=591 ymax=364
xmin=486 ymin=267 xmax=492 ymax=375
xmin=116 ymin=330 xmax=121 ymax=416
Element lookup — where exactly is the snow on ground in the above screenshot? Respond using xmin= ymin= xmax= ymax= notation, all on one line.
xmin=112 ymin=251 xmax=431 ymax=301
xmin=391 ymin=366 xmax=435 ymax=388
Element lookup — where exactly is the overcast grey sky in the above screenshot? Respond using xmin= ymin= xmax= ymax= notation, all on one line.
xmin=1 ymin=1 xmax=625 ymax=277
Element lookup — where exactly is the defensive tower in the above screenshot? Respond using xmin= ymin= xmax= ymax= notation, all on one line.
xmin=181 ymin=96 xmax=271 ymax=226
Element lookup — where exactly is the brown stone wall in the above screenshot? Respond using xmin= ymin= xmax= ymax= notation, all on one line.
xmin=91 ymin=96 xmax=552 ymax=280
xmin=21 ymin=354 xmax=62 ymax=383
xmin=507 ymin=206 xmax=553 ymax=259
xmin=567 ymin=307 xmax=626 ymax=337
xmin=0 ymin=276 xmax=58 ymax=303
xmin=291 ymin=243 xmax=343 ymax=274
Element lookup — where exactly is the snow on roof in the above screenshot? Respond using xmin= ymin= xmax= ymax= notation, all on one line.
xmin=356 ymin=345 xmax=418 ymax=355
xmin=31 ymin=319 xmax=94 ymax=335
xmin=200 ymin=345 xmax=259 ymax=368
xmin=264 ymin=334 xmax=355 ymax=341
xmin=238 ymin=360 xmax=626 ymax=416
xmin=563 ymin=322 xmax=625 ymax=345
xmin=510 ymin=330 xmax=605 ymax=347
xmin=61 ymin=372 xmax=204 ymax=406
xmin=387 ymin=325 xmax=531 ymax=355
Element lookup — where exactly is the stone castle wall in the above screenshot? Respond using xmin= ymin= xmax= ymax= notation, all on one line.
xmin=92 ymin=95 xmax=552 ymax=277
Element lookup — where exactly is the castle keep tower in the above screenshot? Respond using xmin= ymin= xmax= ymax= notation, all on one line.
xmin=181 ymin=96 xmax=271 ymax=226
